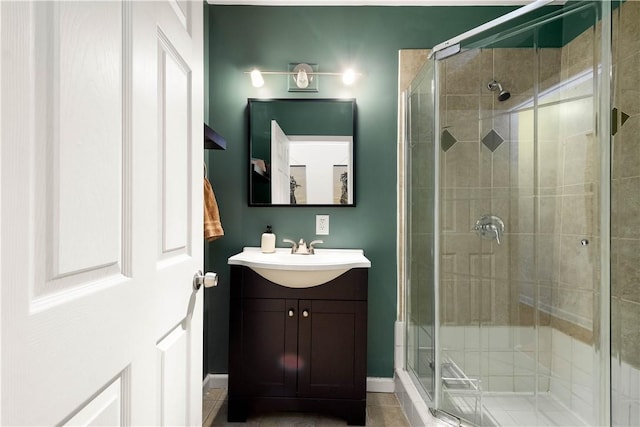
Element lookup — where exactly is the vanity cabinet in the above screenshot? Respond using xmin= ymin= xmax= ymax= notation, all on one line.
xmin=228 ymin=265 xmax=368 ymax=426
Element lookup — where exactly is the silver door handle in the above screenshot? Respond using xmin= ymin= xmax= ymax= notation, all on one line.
xmin=193 ymin=270 xmax=218 ymax=291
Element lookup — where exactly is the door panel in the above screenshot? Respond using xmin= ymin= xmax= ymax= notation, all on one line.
xmin=271 ymin=120 xmax=291 ymax=204
xmin=297 ymin=299 xmax=367 ymax=398
xmin=234 ymin=298 xmax=298 ymax=397
xmin=62 ymin=377 xmax=125 ymax=427
xmin=159 ymin=29 xmax=190 ymax=254
xmin=0 ymin=1 xmax=203 ymax=425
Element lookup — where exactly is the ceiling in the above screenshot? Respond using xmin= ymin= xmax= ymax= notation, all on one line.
xmin=206 ymin=0 xmax=558 ymax=5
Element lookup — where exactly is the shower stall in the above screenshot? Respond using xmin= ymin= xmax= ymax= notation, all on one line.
xmin=402 ymin=1 xmax=639 ymax=426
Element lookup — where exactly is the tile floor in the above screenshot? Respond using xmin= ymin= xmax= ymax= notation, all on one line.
xmin=202 ymin=389 xmax=410 ymax=427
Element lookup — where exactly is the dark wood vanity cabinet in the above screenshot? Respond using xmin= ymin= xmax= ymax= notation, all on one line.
xmin=228 ymin=266 xmax=368 ymax=426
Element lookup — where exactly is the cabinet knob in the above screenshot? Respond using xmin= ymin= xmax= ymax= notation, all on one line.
xmin=302 ymin=309 xmax=309 ymax=318
xmin=288 ymin=309 xmax=295 ymax=317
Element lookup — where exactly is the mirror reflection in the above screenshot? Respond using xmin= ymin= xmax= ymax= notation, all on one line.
xmin=249 ymin=98 xmax=356 ymax=206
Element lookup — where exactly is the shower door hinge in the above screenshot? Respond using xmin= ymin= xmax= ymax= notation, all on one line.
xmin=612 ymin=107 xmax=631 ymax=136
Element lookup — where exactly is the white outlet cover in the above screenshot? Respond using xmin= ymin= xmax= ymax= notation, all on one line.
xmin=316 ymin=215 xmax=329 ymax=235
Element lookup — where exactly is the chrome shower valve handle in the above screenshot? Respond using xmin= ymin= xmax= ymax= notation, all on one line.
xmin=473 ymin=214 xmax=505 ymax=245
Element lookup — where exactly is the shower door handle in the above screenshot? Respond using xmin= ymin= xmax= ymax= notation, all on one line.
xmin=473 ymin=215 xmax=505 ymax=245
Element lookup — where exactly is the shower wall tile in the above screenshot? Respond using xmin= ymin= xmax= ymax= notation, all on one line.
xmin=558 ymin=235 xmax=595 ymax=291
xmin=562 ymin=132 xmax=596 ymax=188
xmin=480 ymin=49 xmax=495 ymax=95
xmin=440 ymin=326 xmax=465 ymax=350
xmin=479 ymin=139 xmax=493 ymax=188
xmin=613 ymin=176 xmax=640 ymax=239
xmin=464 ymin=351 xmax=481 ymax=378
xmin=553 ymin=287 xmax=593 ymax=330
xmin=488 ymin=326 xmax=512 ymax=350
xmin=514 ymin=376 xmax=535 ymax=393
xmin=491 ymin=139 xmax=511 ymax=187
xmin=443 ymin=49 xmax=482 ymax=96
xmin=612 ymin=238 xmax=640 ymax=302
xmin=488 ymin=351 xmax=514 ymax=376
xmin=514 ymin=352 xmax=535 ymax=375
xmin=509 ymin=234 xmax=535 ymax=282
xmin=564 ymin=25 xmax=595 ymax=80
xmin=511 ymin=140 xmax=534 ymax=192
xmin=464 ymin=326 xmax=481 ymax=349
xmin=572 ymin=337 xmax=594 ymax=375
xmin=509 ymin=196 xmax=534 ymax=234
xmin=443 ymin=141 xmax=479 ymax=188
xmin=618 ymin=52 xmax=640 ymax=118
xmin=494 ymin=49 xmax=535 ymax=97
xmin=561 ymin=96 xmax=595 ymax=136
xmin=398 ymin=49 xmax=429 ymax=92
xmin=538 ymin=48 xmax=563 ymax=93
xmin=621 ymin=300 xmax=640 ymax=368
xmin=560 ymin=193 xmax=596 ymax=236
xmin=617 ymin=115 xmax=640 ymax=179
xmin=537 ymin=135 xmax=562 ymax=189
xmin=514 ymin=325 xmax=535 ymax=350
xmin=493 ymin=280 xmax=512 ymax=325
xmin=445 ymin=95 xmax=480 ymax=142
xmin=470 ymin=279 xmax=494 ymax=323
xmin=538 ymin=196 xmax=560 ymax=235
xmin=618 ymin=0 xmax=640 ymax=63
xmin=536 ymin=236 xmax=560 ymax=284
xmin=537 ymin=104 xmax=562 ymax=141
xmin=481 ymin=101 xmax=512 ymax=142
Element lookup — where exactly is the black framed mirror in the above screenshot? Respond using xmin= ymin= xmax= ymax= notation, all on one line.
xmin=249 ymin=98 xmax=356 ymax=206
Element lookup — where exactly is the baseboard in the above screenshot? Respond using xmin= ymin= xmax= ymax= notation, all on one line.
xmin=202 ymin=373 xmax=229 ymax=391
xmin=366 ymin=377 xmax=395 ymax=393
xmin=202 ymin=374 xmax=395 ymax=393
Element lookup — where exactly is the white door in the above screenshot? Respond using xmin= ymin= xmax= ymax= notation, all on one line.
xmin=271 ymin=119 xmax=291 ymax=204
xmin=0 ymin=1 xmax=204 ymax=425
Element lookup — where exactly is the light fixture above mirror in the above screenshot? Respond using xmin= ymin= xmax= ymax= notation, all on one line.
xmin=246 ymin=63 xmax=361 ymax=91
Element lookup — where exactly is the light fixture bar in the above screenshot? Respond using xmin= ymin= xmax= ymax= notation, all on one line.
xmin=244 ymin=71 xmax=359 ymax=76
xmin=246 ymin=63 xmax=362 ymax=89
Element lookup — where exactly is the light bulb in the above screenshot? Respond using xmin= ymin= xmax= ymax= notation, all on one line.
xmin=342 ymin=69 xmax=356 ymax=85
xmin=250 ymin=69 xmax=264 ymax=88
xmin=296 ymin=69 xmax=309 ymax=88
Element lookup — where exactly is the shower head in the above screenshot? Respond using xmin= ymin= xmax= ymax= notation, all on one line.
xmin=487 ymin=80 xmax=511 ymax=102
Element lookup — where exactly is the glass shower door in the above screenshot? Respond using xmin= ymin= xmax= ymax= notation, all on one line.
xmin=406 ymin=59 xmax=437 ymax=402
xmin=611 ymin=1 xmax=640 ymax=425
xmin=433 ymin=2 xmax=603 ymax=425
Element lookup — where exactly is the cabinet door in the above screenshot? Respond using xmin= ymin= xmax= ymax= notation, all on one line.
xmin=233 ymin=298 xmax=299 ymax=397
xmin=297 ymin=300 xmax=367 ymax=399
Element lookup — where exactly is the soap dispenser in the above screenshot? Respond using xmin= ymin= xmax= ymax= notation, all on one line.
xmin=261 ymin=225 xmax=276 ymax=253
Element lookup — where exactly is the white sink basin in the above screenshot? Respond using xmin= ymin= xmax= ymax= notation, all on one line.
xmin=228 ymin=247 xmax=371 ymax=288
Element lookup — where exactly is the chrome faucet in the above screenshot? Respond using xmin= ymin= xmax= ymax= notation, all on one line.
xmin=282 ymin=238 xmax=298 ymax=253
xmin=308 ymin=239 xmax=323 ymax=254
xmin=473 ymin=214 xmax=505 ymax=245
xmin=282 ymin=238 xmax=324 ymax=254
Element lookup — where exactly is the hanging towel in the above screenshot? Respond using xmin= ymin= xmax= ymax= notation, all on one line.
xmin=204 ymin=176 xmax=224 ymax=242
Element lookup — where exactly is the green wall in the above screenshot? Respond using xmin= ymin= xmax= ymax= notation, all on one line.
xmin=203 ymin=4 xmax=560 ymax=378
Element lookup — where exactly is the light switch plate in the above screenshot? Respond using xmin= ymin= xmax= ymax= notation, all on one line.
xmin=316 ymin=215 xmax=329 ymax=235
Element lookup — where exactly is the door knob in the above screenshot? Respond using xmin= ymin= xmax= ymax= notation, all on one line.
xmin=302 ymin=309 xmax=309 ymax=318
xmin=193 ymin=270 xmax=218 ymax=291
